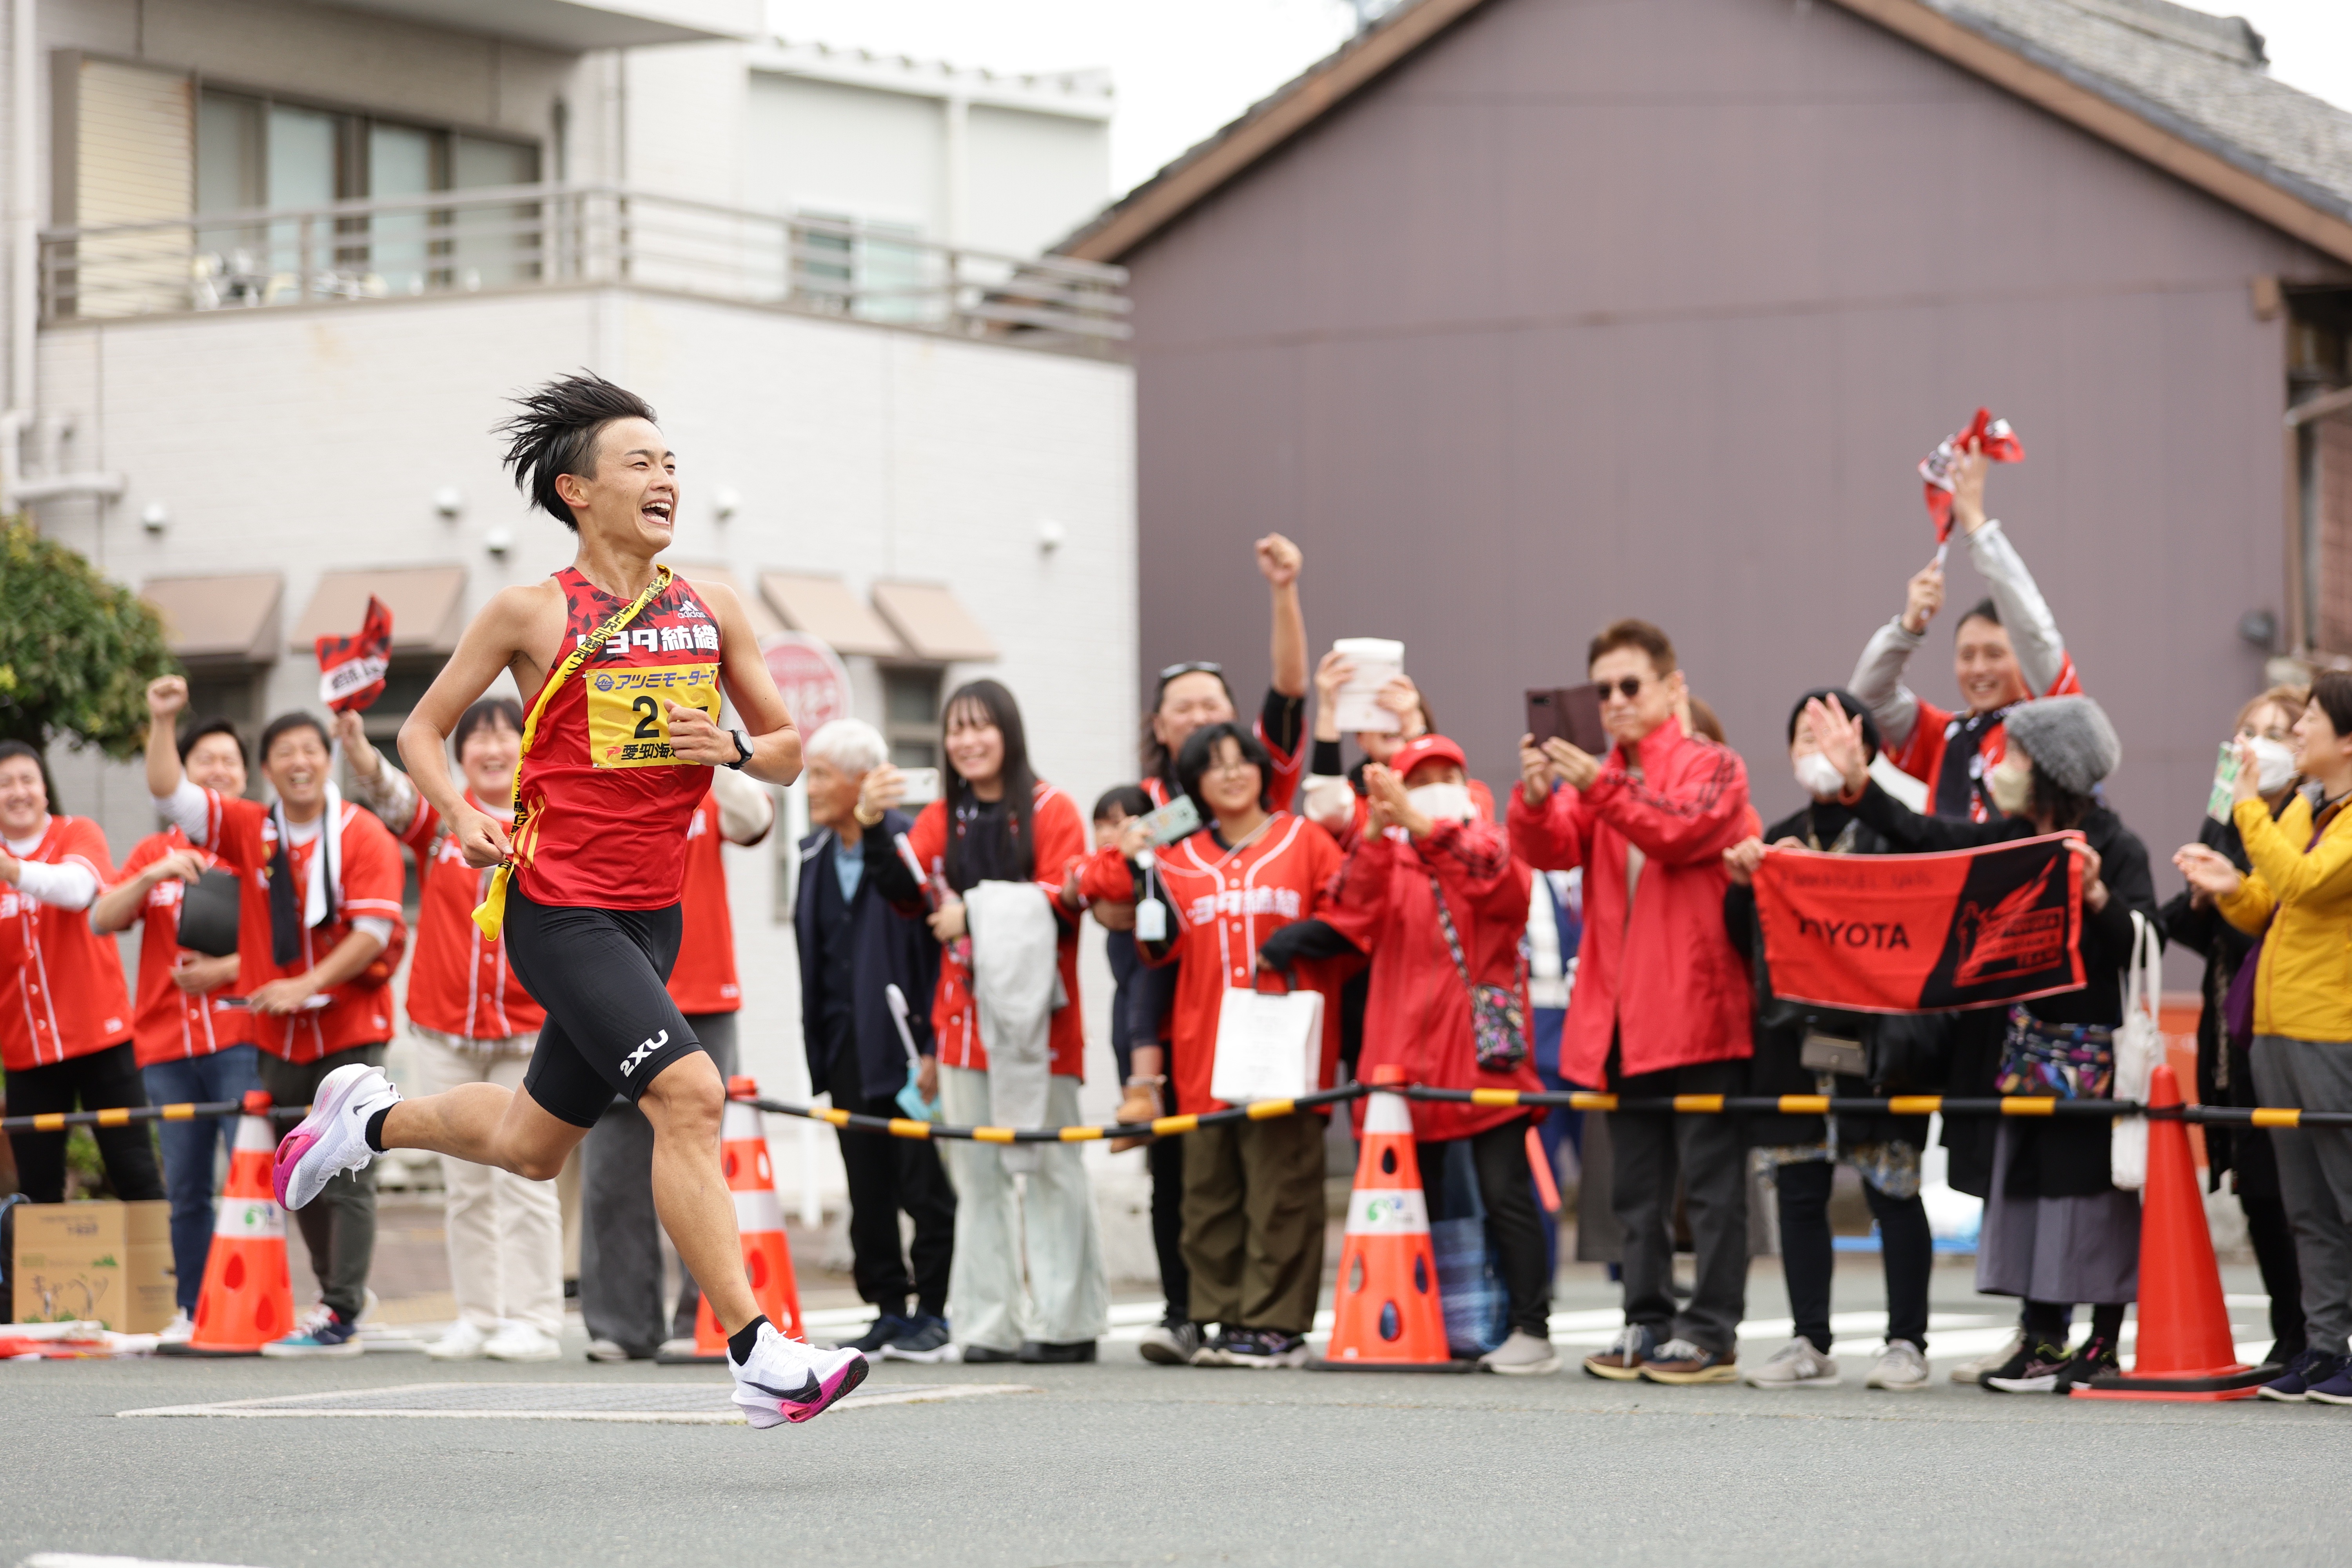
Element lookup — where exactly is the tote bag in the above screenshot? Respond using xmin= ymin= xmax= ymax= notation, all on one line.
xmin=2109 ymin=911 xmax=2163 ymax=1192
xmin=1209 ymin=976 xmax=1324 ymax=1105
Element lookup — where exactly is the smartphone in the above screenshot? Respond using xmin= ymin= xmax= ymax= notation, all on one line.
xmin=1526 ymin=685 xmax=1609 ymax=756
xmin=1135 ymin=794 xmax=1202 ymax=847
xmin=896 ymin=766 xmax=942 ymax=806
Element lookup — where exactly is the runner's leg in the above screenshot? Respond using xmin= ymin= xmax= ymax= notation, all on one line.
xmin=639 ymin=1049 xmax=759 ymax=1332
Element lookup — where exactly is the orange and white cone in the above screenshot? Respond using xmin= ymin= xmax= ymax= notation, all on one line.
xmin=165 ymin=1090 xmax=296 ymax=1357
xmin=1313 ymin=1065 xmax=1458 ymax=1370
xmin=667 ymin=1076 xmax=806 ymax=1363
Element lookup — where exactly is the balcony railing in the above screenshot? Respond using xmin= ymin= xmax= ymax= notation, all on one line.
xmin=38 ymin=185 xmax=1130 ymax=356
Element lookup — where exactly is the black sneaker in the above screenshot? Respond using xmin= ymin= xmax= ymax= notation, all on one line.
xmin=839 ymin=1313 xmax=912 ymax=1356
xmin=960 ymin=1343 xmax=1022 ymax=1364
xmin=1221 ymin=1328 xmax=1310 ymax=1369
xmin=1138 ymin=1320 xmax=1204 ymax=1366
xmin=880 ymin=1314 xmax=952 ymax=1363
xmin=1983 ymin=1341 xmax=2071 ymax=1393
xmin=2052 ymin=1335 xmax=2120 ymax=1393
xmin=1017 ymin=1339 xmax=1098 ymax=1364
xmin=2258 ymin=1347 xmax=2345 ymax=1403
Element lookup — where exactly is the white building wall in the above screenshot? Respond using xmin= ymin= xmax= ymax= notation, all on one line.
xmin=741 ymin=71 xmax=943 ymax=234
xmin=964 ymin=103 xmax=1112 ymax=261
xmin=34 ymin=285 xmax=1137 ymax=1209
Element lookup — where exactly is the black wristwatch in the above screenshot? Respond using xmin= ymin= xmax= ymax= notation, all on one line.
xmin=724 ymin=729 xmax=752 ymax=770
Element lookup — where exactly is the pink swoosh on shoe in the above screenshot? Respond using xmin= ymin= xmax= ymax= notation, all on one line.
xmin=785 ymin=1354 xmax=869 ymax=1423
xmin=271 ymin=1131 xmax=320 ymax=1207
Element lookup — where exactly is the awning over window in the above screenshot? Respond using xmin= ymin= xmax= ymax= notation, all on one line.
xmin=290 ymin=566 xmax=468 ymax=655
xmin=141 ymin=572 xmax=283 ymax=666
xmin=872 ymin=581 xmax=997 ymax=663
xmin=667 ymin=562 xmax=782 ymax=641
xmin=760 ymin=572 xmax=907 ymax=658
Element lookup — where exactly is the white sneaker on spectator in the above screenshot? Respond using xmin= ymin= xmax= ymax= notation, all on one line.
xmin=1867 ymin=1339 xmax=1931 ymax=1391
xmin=484 ymin=1321 xmax=563 ymax=1362
xmin=1745 ymin=1336 xmax=1840 ymax=1388
xmin=159 ymin=1308 xmax=195 ymax=1346
xmin=1477 ymin=1330 xmax=1562 ymax=1376
xmin=585 ymin=1338 xmax=632 ymax=1363
xmin=426 ymin=1320 xmax=493 ymax=1361
xmin=1948 ymin=1327 xmax=2024 ymax=1385
xmin=658 ymin=1336 xmax=700 ymax=1358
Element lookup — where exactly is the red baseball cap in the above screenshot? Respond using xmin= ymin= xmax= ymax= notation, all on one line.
xmin=1389 ymin=734 xmax=1466 ymax=777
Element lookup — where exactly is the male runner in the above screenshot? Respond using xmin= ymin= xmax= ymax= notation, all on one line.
xmin=269 ymin=372 xmax=865 ymax=1425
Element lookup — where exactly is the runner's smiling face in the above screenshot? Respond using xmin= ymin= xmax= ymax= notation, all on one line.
xmin=554 ymin=416 xmax=676 ymax=554
xmin=457 ymin=713 xmax=521 ymax=804
xmin=1954 ymin=613 xmax=2027 ymax=715
xmin=264 ymin=725 xmax=332 ymax=822
xmin=0 ymin=755 xmax=47 ymax=838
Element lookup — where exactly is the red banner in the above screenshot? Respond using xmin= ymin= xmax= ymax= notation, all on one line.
xmin=317 ymin=595 xmax=393 ymax=713
xmin=1753 ymin=833 xmax=2085 ymax=1013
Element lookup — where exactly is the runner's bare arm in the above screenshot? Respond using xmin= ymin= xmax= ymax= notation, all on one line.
xmin=400 ymin=583 xmax=562 ymax=868
xmin=670 ymin=579 xmax=801 ymax=786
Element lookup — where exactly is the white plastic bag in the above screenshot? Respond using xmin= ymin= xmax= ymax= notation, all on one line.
xmin=2109 ymin=910 xmax=2163 ymax=1192
xmin=1209 ymin=984 xmax=1324 ymax=1104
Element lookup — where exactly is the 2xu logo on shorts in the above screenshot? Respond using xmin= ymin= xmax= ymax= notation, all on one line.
xmin=620 ymin=1029 xmax=668 ymax=1077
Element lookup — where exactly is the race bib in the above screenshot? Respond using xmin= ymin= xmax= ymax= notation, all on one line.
xmin=585 ymin=663 xmax=722 ymax=768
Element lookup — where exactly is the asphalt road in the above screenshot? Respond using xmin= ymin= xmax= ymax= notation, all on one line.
xmin=5 ymin=1259 xmax=2342 ymax=1568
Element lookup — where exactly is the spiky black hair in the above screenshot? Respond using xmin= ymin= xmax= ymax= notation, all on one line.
xmin=494 ymin=371 xmax=658 ymax=530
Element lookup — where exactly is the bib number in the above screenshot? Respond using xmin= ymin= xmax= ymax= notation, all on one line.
xmin=586 ymin=664 xmax=721 ymax=768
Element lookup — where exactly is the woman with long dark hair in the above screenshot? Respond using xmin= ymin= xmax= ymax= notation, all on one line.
xmin=872 ymin=679 xmax=1106 ymax=1363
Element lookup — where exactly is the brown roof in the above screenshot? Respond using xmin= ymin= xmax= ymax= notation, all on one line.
xmin=1056 ymin=0 xmax=2352 ymax=267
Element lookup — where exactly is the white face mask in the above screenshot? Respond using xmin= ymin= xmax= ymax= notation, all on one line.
xmin=1792 ymin=752 xmax=1846 ymax=800
xmin=2250 ymin=736 xmax=2297 ymax=794
xmin=1406 ymin=782 xmax=1475 ymax=823
xmin=1987 ymin=749 xmax=2033 ymax=817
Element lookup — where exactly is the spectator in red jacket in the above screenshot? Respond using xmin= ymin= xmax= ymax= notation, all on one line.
xmin=1508 ymin=619 xmax=1753 ymax=1386
xmin=342 ymin=701 xmax=567 ymax=1365
xmin=91 ymin=718 xmax=256 ymax=1345
xmin=145 ymin=676 xmax=406 ymax=1357
xmin=1321 ymin=734 xmax=1555 ymax=1375
xmin=1 ymin=740 xmax=158 ymax=1214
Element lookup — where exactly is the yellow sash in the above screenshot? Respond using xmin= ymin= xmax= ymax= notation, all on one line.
xmin=472 ymin=565 xmax=675 ymax=939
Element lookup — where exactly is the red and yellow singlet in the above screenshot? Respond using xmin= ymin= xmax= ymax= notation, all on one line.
xmin=511 ymin=567 xmax=726 ymax=910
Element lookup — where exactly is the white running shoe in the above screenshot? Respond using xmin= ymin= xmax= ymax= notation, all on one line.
xmin=426 ymin=1320 xmax=493 ymax=1361
xmin=1950 ymin=1326 xmax=2024 ymax=1384
xmin=1745 ymin=1335 xmax=1841 ymax=1389
xmin=273 ymin=1062 xmax=400 ymax=1211
xmin=159 ymin=1308 xmax=195 ymax=1346
xmin=729 ymin=1321 xmax=868 ymax=1429
xmin=484 ymin=1321 xmax=564 ymax=1363
xmin=1867 ymin=1339 xmax=1932 ymax=1391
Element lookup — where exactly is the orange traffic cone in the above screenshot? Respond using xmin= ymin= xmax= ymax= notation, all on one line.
xmin=163 ymin=1090 xmax=296 ymax=1357
xmin=662 ymin=1076 xmax=806 ymax=1364
xmin=2074 ymin=1063 xmax=2270 ymax=1400
xmin=1312 ymin=1065 xmax=1461 ymax=1371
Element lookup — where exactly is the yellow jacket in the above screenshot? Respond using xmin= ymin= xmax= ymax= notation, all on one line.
xmin=2219 ymin=791 xmax=2352 ymax=1042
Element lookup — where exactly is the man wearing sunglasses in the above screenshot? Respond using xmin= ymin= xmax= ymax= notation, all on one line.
xmin=1510 ymin=618 xmax=1756 ymax=1387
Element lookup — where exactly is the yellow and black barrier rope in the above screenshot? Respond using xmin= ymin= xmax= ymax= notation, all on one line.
xmin=0 ymin=1100 xmax=314 ymax=1135
xmin=747 ymin=1082 xmax=1374 ymax=1143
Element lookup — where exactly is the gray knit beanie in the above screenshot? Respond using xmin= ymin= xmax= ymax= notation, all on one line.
xmin=2002 ymin=695 xmax=2121 ymax=797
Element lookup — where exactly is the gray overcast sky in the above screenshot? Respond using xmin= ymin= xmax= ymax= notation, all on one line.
xmin=766 ymin=0 xmax=2352 ymax=200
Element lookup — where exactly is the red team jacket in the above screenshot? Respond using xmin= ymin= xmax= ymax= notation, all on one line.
xmin=0 ymin=815 xmax=132 ymax=1071
xmin=1506 ymin=723 xmax=1754 ymax=1087
xmin=397 ymin=790 xmax=546 ymax=1041
xmin=192 ymin=789 xmax=405 ymax=1063
xmin=1102 ymin=812 xmax=1345 ymax=1115
xmin=665 ymin=790 xmax=742 ymax=1017
xmin=902 ymin=784 xmax=1088 ymax=1077
xmin=1322 ymin=819 xmax=1542 ymax=1140
xmin=116 ymin=828 xmax=253 ymax=1067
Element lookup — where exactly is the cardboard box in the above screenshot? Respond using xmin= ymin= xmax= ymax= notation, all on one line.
xmin=12 ymin=1200 xmax=174 ymax=1332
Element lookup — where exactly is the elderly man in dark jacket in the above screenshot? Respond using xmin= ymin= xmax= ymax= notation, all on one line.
xmin=797 ymin=718 xmax=955 ymax=1361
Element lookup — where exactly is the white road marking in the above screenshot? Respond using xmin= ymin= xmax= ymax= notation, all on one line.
xmin=23 ymin=1555 xmax=270 ymax=1568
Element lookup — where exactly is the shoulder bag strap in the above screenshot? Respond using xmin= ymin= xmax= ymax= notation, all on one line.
xmin=472 ymin=566 xmax=674 ymax=938
xmin=1428 ymin=873 xmax=1475 ymax=991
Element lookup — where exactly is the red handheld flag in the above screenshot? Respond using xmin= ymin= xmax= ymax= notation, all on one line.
xmin=1918 ymin=407 xmax=2024 ymax=546
xmin=317 ymin=595 xmax=394 ymax=714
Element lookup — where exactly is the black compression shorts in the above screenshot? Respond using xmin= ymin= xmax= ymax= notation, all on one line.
xmin=502 ymin=881 xmax=705 ymax=1127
